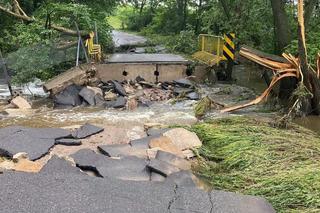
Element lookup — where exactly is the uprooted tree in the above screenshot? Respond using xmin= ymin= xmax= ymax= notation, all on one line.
xmin=222 ymin=0 xmax=320 ymax=116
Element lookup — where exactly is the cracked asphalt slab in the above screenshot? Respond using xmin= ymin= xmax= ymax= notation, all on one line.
xmin=0 ymin=124 xmax=102 ymax=161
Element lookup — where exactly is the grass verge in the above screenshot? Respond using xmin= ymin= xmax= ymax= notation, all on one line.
xmin=191 ymin=116 xmax=320 ymax=213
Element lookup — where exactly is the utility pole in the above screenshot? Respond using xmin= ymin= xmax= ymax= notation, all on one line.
xmin=0 ymin=49 xmax=13 ymax=98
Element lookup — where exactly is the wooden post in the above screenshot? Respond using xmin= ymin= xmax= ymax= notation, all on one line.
xmin=74 ymin=22 xmax=90 ymax=63
xmin=0 ymin=49 xmax=13 ymax=98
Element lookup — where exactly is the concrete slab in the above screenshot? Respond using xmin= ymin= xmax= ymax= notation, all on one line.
xmin=0 ymin=126 xmax=71 ymax=161
xmin=72 ymin=124 xmax=104 ymax=139
xmin=71 ymin=149 xmax=150 ymax=181
xmin=107 ymin=54 xmax=188 ymax=64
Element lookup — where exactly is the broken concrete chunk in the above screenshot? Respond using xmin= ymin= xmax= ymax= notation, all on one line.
xmin=94 ymin=94 xmax=106 ymax=106
xmin=87 ymin=86 xmax=103 ymax=96
xmin=113 ymin=96 xmax=127 ymax=108
xmin=54 ymin=84 xmax=83 ymax=106
xmin=155 ymin=150 xmax=191 ymax=170
xmin=210 ymin=190 xmax=276 ymax=213
xmin=173 ymin=79 xmax=194 ymax=88
xmin=147 ymin=158 xmax=180 ymax=177
xmin=126 ymin=97 xmax=138 ymax=111
xmin=55 ymin=138 xmax=82 ymax=146
xmin=165 ymin=171 xmax=196 ymax=187
xmin=79 ymin=87 xmax=96 ymax=106
xmin=72 ymin=123 xmax=104 ymax=139
xmin=149 ymin=136 xmax=184 ymax=157
xmin=111 ymin=80 xmax=127 ymax=96
xmin=135 ymin=75 xmax=145 ymax=82
xmin=163 ymin=128 xmax=202 ymax=151
xmin=11 ymin=96 xmax=32 ymax=109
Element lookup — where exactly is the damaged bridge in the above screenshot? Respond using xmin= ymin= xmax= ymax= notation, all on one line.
xmin=44 ymin=53 xmax=190 ymax=95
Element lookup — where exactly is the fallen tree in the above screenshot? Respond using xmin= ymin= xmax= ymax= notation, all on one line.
xmin=222 ymin=0 xmax=320 ymax=115
xmin=0 ymin=0 xmax=88 ymax=37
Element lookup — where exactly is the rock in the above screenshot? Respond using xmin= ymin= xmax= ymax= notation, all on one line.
xmin=174 ymin=79 xmax=194 ymax=88
xmin=163 ymin=128 xmax=202 ymax=151
xmin=104 ymin=91 xmax=117 ymax=101
xmin=54 ymin=84 xmax=83 ymax=106
xmin=55 ymin=138 xmax=82 ymax=146
xmin=126 ymin=97 xmax=138 ymax=111
xmin=146 ymin=128 xmax=170 ymax=136
xmin=113 ymin=96 xmax=127 ymax=108
xmin=123 ymin=84 xmax=135 ymax=94
xmin=79 ymin=87 xmax=96 ymax=106
xmin=94 ymin=94 xmax=106 ymax=106
xmin=155 ymin=150 xmax=191 ymax=170
xmin=182 ymin=149 xmax=195 ymax=159
xmin=12 ymin=152 xmax=29 ymax=163
xmin=98 ymin=144 xmax=147 ymax=159
xmin=165 ymin=171 xmax=196 ymax=187
xmin=186 ymin=92 xmax=200 ymax=100
xmin=72 ymin=123 xmax=104 ymax=139
xmin=147 ymin=159 xmax=180 ymax=177
xmin=87 ymin=86 xmax=103 ymax=96
xmin=10 ymin=96 xmax=31 ymax=109
xmin=209 ymin=190 xmax=276 ymax=213
xmin=149 ymin=136 xmax=184 ymax=157
xmin=111 ymin=80 xmax=127 ymax=96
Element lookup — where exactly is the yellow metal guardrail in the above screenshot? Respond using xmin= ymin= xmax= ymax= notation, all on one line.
xmin=193 ymin=33 xmax=235 ymax=66
xmin=85 ymin=31 xmax=102 ymax=62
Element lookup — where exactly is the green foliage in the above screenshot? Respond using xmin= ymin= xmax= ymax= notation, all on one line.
xmin=0 ymin=1 xmax=115 ymax=84
xmin=286 ymin=27 xmax=320 ymax=66
xmin=192 ymin=117 xmax=320 ymax=213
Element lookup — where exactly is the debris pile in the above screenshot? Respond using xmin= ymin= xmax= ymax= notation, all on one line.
xmin=53 ymin=76 xmax=201 ymax=109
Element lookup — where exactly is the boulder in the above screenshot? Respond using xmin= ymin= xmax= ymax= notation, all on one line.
xmin=87 ymin=86 xmax=103 ymax=96
xmin=54 ymin=84 xmax=82 ymax=106
xmin=94 ymin=94 xmax=106 ymax=106
xmin=72 ymin=123 xmax=104 ymax=139
xmin=163 ymin=128 xmax=202 ymax=151
xmin=111 ymin=80 xmax=127 ymax=96
xmin=113 ymin=96 xmax=127 ymax=108
xmin=149 ymin=136 xmax=184 ymax=157
xmin=10 ymin=96 xmax=31 ymax=109
xmin=79 ymin=87 xmax=96 ymax=106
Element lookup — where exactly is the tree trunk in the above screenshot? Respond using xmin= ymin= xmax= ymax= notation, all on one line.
xmin=270 ymin=0 xmax=296 ymax=101
xmin=298 ymin=0 xmax=320 ymax=114
xmin=270 ymin=0 xmax=291 ymax=53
